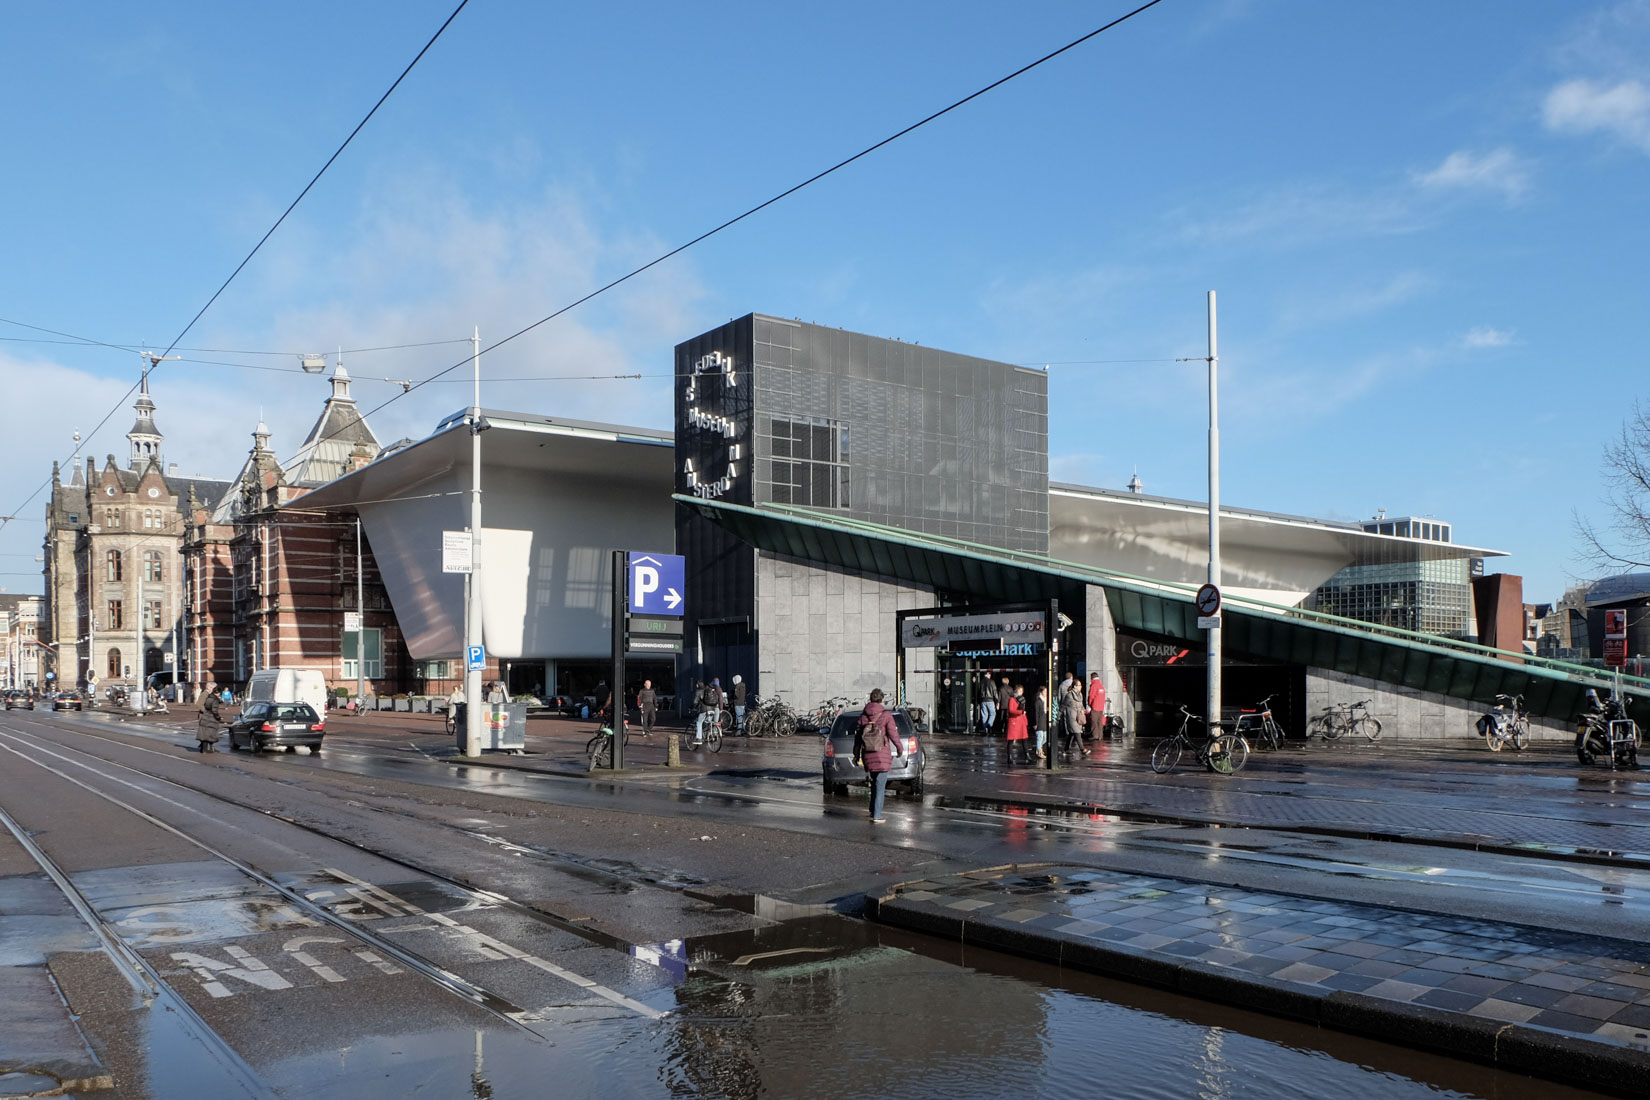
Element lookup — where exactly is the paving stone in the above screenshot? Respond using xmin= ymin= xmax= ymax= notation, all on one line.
xmin=1470 ymin=998 xmax=1543 ymax=1024
xmin=1550 ymin=994 xmax=1632 ymax=1021
xmin=1361 ymin=980 xmax=1432 ymax=1003
xmin=1271 ymin=962 xmax=1337 ymax=984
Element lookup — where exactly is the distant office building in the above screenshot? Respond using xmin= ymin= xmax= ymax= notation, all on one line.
xmin=1303 ymin=515 xmax=1485 ymax=638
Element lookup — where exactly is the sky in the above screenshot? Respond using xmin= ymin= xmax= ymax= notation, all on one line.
xmin=2 ymin=0 xmax=1648 ymax=601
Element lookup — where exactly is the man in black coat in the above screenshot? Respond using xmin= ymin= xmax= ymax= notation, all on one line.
xmin=995 ymin=676 xmax=1013 ymax=738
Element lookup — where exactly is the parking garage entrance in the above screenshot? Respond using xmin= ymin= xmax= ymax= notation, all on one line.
xmin=897 ymin=602 xmax=1068 ymax=734
xmin=1117 ymin=629 xmax=1306 ymax=740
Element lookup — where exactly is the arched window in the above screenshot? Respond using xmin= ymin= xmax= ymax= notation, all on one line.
xmin=106 ymin=549 xmax=122 ymax=581
xmin=144 ymin=550 xmax=162 ymax=582
xmin=107 ymin=648 xmax=122 ymax=678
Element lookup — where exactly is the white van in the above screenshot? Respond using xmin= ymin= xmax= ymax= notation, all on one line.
xmin=243 ymin=668 xmax=329 ymax=716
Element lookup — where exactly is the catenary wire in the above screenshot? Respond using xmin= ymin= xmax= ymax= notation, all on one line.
xmin=1 ymin=1 xmax=469 ymax=536
xmin=275 ymin=0 xmax=1169 ymax=468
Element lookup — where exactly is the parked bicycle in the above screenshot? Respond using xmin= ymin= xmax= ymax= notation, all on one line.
xmin=801 ymin=696 xmax=854 ymax=732
xmin=1476 ymin=694 xmax=1530 ymax=753
xmin=1309 ymin=699 xmax=1383 ymax=742
xmin=743 ymin=695 xmax=797 ymax=738
xmin=1231 ymin=694 xmax=1283 ymax=751
xmin=1151 ymin=705 xmax=1249 ymax=775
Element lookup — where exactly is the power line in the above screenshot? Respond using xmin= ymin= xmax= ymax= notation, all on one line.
xmin=279 ymin=0 xmax=1168 ymax=467
xmin=0 ymin=0 xmax=469 ymax=538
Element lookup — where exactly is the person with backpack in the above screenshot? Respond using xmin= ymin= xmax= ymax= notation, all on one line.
xmin=694 ymin=678 xmax=724 ymax=746
xmin=852 ymin=688 xmax=904 ymax=823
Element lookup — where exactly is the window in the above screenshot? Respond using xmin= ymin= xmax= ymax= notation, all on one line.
xmin=107 ymin=648 xmax=122 ymax=678
xmin=105 ymin=600 xmax=123 ymax=630
xmin=762 ymin=415 xmax=850 ymax=508
xmin=106 ymin=549 xmax=122 ymax=581
xmin=341 ymin=627 xmax=383 ymax=679
xmin=145 ymin=600 xmax=162 ymax=629
xmin=421 ymin=659 xmax=451 ymax=679
xmin=106 ymin=509 xmax=122 ymax=528
xmin=144 ymin=550 xmax=162 ymax=582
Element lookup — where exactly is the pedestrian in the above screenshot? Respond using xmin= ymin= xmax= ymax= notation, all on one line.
xmin=487 ymin=680 xmax=508 ymax=704
xmin=196 ymin=681 xmax=225 ymax=754
xmin=1004 ymin=684 xmax=1029 ymax=764
xmin=730 ymin=674 xmax=747 ymax=734
xmin=1031 ymin=684 xmax=1050 ymax=760
xmin=695 ymin=678 xmax=723 ymax=746
xmin=1059 ymin=670 xmax=1088 ymax=758
xmin=852 ymin=688 xmax=904 ymax=823
xmin=637 ymin=679 xmax=657 ymax=736
xmin=1087 ymin=672 xmax=1108 ymax=740
xmin=978 ymin=673 xmax=996 ymax=734
xmin=995 ymin=676 xmax=1013 ymax=738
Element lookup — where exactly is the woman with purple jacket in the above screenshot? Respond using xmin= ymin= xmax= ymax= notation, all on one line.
xmin=853 ymin=688 xmax=905 ymax=824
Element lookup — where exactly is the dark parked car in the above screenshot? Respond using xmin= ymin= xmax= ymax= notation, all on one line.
xmin=51 ymin=691 xmax=83 ymax=711
xmin=3 ymin=690 xmax=33 ymax=710
xmin=228 ymin=702 xmax=326 ymax=754
xmin=822 ymin=706 xmax=926 ymax=798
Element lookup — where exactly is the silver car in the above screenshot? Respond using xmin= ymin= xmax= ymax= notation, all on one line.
xmin=821 ymin=707 xmax=925 ymax=799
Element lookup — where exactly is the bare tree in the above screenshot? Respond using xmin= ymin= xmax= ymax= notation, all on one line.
xmin=1578 ymin=400 xmax=1650 ymax=572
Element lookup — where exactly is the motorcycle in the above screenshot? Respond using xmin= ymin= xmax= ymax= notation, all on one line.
xmin=1576 ymin=688 xmax=1639 ymax=770
xmin=1476 ymin=694 xmax=1529 ymax=752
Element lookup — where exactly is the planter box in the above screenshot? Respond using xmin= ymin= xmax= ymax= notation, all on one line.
xmin=377 ymin=697 xmax=395 ymax=711
xmin=412 ymin=697 xmax=432 ymax=713
xmin=394 ymin=698 xmax=411 ymax=712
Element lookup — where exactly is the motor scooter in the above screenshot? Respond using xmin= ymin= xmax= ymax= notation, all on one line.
xmin=1577 ymin=688 xmax=1639 ymax=770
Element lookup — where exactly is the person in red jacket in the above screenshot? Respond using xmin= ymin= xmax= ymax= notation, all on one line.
xmin=1004 ymin=684 xmax=1029 ymax=764
xmin=1087 ymin=672 xmax=1108 ymax=740
xmin=853 ymin=688 xmax=905 ymax=823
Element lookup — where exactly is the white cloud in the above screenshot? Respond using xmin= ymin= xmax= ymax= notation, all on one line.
xmin=1049 ymin=453 xmax=1110 ymax=487
xmin=1277 ymin=271 xmax=1432 ymax=331
xmin=1174 ymin=183 xmax=1421 ymax=247
xmin=1412 ymin=148 xmax=1530 ymax=201
xmin=1462 ymin=326 xmax=1516 ymax=349
xmin=1542 ymin=78 xmax=1650 ymax=151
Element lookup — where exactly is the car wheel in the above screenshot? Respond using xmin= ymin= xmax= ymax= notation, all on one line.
xmin=832 ymin=783 xmax=850 ymax=797
xmin=906 ymin=775 xmax=925 ymax=798
xmin=822 ymin=774 xmax=835 ymax=795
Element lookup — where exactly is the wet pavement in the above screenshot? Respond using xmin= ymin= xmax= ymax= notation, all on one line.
xmin=875 ymin=863 xmax=1650 ymax=1095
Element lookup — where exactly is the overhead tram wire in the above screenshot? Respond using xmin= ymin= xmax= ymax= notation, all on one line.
xmin=275 ymin=0 xmax=1169 ymax=469
xmin=0 ymin=0 xmax=470 ymax=536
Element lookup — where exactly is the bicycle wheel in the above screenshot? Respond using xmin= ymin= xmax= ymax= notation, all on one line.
xmin=1511 ymin=722 xmax=1530 ymax=752
xmin=1150 ymin=737 xmax=1183 ymax=774
xmin=1205 ymin=733 xmax=1248 ymax=775
xmin=1358 ymin=716 xmax=1383 ymax=743
xmin=706 ymin=727 xmax=723 ymax=753
xmin=587 ymin=732 xmax=612 ymax=769
xmin=1486 ymin=727 xmax=1504 ymax=752
xmin=1322 ymin=713 xmax=1345 ymax=740
xmin=1259 ymin=718 xmax=1281 ymax=751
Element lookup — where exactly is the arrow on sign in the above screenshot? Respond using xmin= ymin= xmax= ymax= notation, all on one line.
xmin=664 ymin=588 xmax=682 ymax=610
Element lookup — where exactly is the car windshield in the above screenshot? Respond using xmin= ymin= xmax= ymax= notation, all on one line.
xmin=270 ymin=704 xmax=319 ymax=722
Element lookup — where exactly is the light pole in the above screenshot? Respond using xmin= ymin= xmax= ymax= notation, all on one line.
xmin=1205 ymin=291 xmax=1221 ymax=737
xmin=463 ymin=327 xmax=485 ymax=758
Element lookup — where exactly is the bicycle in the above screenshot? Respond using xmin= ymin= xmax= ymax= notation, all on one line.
xmin=1311 ymin=699 xmax=1383 ymax=742
xmin=1151 ymin=706 xmax=1249 ymax=775
xmin=1231 ymin=694 xmax=1283 ymax=751
xmin=685 ymin=707 xmax=726 ymax=752
xmin=1478 ymin=694 xmax=1530 ymax=753
xmin=744 ymin=695 xmax=797 ymax=738
xmin=586 ymin=714 xmax=632 ymax=769
xmin=800 ymin=696 xmax=853 ymax=732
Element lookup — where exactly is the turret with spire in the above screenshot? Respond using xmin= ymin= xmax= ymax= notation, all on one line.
xmin=127 ymin=369 xmax=164 ymax=470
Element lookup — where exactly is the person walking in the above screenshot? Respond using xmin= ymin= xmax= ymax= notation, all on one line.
xmin=978 ymin=673 xmax=996 ymax=735
xmin=730 ymin=674 xmax=747 ymax=735
xmin=852 ymin=688 xmax=904 ymax=823
xmin=637 ymin=679 xmax=657 ymax=737
xmin=995 ymin=676 xmax=1013 ymax=738
xmin=1087 ymin=672 xmax=1108 ymax=740
xmin=1030 ymin=684 xmax=1050 ymax=761
xmin=1059 ymin=671 xmax=1089 ymax=758
xmin=1004 ymin=684 xmax=1029 ymax=764
xmin=196 ymin=681 xmax=225 ymax=754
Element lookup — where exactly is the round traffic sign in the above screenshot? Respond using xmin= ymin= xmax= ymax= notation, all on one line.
xmin=1195 ymin=583 xmax=1221 ymax=617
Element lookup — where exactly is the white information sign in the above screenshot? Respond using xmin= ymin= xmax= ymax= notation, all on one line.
xmin=900 ymin=611 xmax=1046 ymax=649
xmin=442 ymin=530 xmax=474 ymax=574
xmin=343 ymin=611 xmax=362 ymax=633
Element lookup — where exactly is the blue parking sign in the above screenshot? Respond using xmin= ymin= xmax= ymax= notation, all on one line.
xmin=628 ymin=552 xmax=685 ymax=617
xmin=466 ymin=645 xmax=485 ymax=671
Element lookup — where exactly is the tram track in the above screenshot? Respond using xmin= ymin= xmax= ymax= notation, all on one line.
xmin=0 ymin=720 xmax=670 ymax=1068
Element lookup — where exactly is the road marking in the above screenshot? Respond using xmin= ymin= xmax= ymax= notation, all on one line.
xmin=283 ymin=937 xmax=349 ymax=983
xmin=171 ymin=949 xmax=294 ymax=997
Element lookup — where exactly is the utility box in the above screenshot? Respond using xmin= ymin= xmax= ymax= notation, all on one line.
xmin=452 ymin=702 xmax=526 ymax=752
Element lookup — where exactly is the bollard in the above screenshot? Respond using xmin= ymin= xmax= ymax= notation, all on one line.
xmin=666 ymin=732 xmax=681 ymax=768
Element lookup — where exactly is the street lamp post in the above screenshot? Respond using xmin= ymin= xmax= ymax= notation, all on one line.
xmin=1205 ymin=291 xmax=1221 ymax=738
xmin=463 ymin=327 xmax=484 ymax=758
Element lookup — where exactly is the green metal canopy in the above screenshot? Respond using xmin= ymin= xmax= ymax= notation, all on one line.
xmin=676 ymin=494 xmax=1648 ymax=723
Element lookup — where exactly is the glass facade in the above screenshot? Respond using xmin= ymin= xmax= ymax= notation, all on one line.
xmin=1306 ymin=557 xmax=1472 ymax=637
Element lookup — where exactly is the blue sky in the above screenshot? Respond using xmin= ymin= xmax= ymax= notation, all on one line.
xmin=3 ymin=0 xmax=1647 ymax=600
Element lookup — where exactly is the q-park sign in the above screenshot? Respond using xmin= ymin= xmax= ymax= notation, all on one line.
xmin=629 ymin=552 xmax=685 ymax=617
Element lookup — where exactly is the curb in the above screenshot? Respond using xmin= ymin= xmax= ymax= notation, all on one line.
xmin=868 ymin=869 xmax=1650 ymax=1098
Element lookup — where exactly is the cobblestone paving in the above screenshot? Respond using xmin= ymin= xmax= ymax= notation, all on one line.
xmin=889 ymin=865 xmax=1650 ymax=1051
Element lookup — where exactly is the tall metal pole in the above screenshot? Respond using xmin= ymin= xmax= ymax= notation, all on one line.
xmin=1206 ymin=291 xmax=1222 ymax=735
xmin=463 ymin=327 xmax=484 ymax=758
xmin=610 ymin=549 xmax=626 ymax=770
xmin=133 ymin=543 xmax=146 ymax=713
xmin=355 ymin=516 xmax=365 ymax=706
